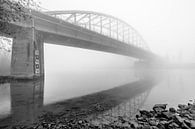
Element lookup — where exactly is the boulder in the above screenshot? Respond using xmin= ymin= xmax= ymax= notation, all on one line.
xmin=169 ymin=107 xmax=176 ymax=113
xmin=153 ymin=104 xmax=167 ymax=113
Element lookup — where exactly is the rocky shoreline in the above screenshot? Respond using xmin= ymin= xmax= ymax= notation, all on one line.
xmin=4 ymin=100 xmax=195 ymax=129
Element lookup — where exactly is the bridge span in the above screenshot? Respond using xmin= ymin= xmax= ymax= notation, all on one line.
xmin=0 ymin=9 xmax=158 ymax=78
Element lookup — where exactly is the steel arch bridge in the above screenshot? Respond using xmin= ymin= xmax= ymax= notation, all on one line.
xmin=45 ymin=10 xmax=150 ymax=51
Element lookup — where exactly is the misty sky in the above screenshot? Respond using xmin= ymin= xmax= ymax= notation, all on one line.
xmin=40 ymin=0 xmax=195 ymax=63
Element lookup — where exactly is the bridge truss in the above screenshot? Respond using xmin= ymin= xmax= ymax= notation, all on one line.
xmin=45 ymin=10 xmax=150 ymax=51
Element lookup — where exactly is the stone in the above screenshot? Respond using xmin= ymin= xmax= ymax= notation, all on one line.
xmin=168 ymin=122 xmax=179 ymax=129
xmin=151 ymin=126 xmax=159 ymax=129
xmin=153 ymin=104 xmax=167 ymax=113
xmin=149 ymin=120 xmax=158 ymax=126
xmin=137 ymin=117 xmax=148 ymax=122
xmin=140 ymin=110 xmax=152 ymax=117
xmin=181 ymin=122 xmax=191 ymax=129
xmin=184 ymin=119 xmax=191 ymax=127
xmin=169 ymin=107 xmax=176 ymax=113
xmin=184 ymin=114 xmax=193 ymax=120
xmin=157 ymin=123 xmax=166 ymax=129
xmin=161 ymin=111 xmax=174 ymax=120
xmin=178 ymin=104 xmax=190 ymax=110
xmin=130 ymin=121 xmax=139 ymax=129
xmin=153 ymin=104 xmax=167 ymax=110
xmin=78 ymin=120 xmax=83 ymax=124
xmin=190 ymin=120 xmax=195 ymax=129
xmin=174 ymin=115 xmax=184 ymax=125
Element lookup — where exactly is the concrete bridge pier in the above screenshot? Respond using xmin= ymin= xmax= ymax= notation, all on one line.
xmin=11 ymin=28 xmax=44 ymax=78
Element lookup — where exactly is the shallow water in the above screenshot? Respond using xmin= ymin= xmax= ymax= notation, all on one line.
xmin=1 ymin=42 xmax=195 ymax=127
xmin=1 ymin=68 xmax=195 ymax=127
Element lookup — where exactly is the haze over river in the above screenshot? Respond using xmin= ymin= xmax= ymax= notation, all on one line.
xmin=0 ymin=43 xmax=195 ymax=127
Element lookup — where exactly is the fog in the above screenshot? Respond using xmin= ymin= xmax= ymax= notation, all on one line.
xmin=40 ymin=0 xmax=195 ymax=63
xmin=0 ymin=37 xmax=12 ymax=76
xmin=1 ymin=0 xmax=195 ymax=75
xmin=44 ymin=43 xmax=136 ymax=73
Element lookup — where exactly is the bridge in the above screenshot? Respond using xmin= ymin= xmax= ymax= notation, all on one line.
xmin=0 ymin=9 xmax=158 ymax=78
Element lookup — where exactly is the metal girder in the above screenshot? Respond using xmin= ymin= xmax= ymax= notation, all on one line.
xmin=64 ymin=14 xmax=74 ymax=21
xmin=76 ymin=14 xmax=89 ymax=23
xmin=45 ymin=10 xmax=150 ymax=51
xmin=90 ymin=15 xmax=100 ymax=21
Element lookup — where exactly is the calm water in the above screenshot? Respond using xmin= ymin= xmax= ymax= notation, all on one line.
xmin=0 ymin=68 xmax=195 ymax=127
xmin=1 ymin=40 xmax=195 ymax=126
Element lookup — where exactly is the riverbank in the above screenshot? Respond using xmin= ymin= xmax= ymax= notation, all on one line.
xmin=9 ymin=100 xmax=195 ymax=129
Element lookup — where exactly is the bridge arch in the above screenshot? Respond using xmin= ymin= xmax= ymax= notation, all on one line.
xmin=45 ymin=10 xmax=150 ymax=51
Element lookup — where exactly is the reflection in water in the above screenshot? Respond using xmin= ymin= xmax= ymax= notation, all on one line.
xmin=143 ymin=69 xmax=195 ymax=109
xmin=42 ymin=79 xmax=157 ymax=120
xmin=91 ymin=91 xmax=150 ymax=125
xmin=0 ymin=83 xmax=11 ymax=119
xmin=0 ymin=80 xmax=44 ymax=127
xmin=0 ymin=36 xmax=12 ymax=76
xmin=44 ymin=69 xmax=137 ymax=105
xmin=0 ymin=69 xmax=159 ymax=127
xmin=89 ymin=80 xmax=154 ymax=125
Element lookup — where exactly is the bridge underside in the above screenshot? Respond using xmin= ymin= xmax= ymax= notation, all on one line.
xmin=0 ymin=14 xmax=157 ymax=78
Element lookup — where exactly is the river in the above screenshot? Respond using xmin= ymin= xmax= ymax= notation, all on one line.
xmin=0 ymin=41 xmax=195 ymax=127
xmin=0 ymin=68 xmax=195 ymax=127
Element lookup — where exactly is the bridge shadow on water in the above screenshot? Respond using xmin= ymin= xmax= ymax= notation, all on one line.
xmin=0 ymin=70 xmax=161 ymax=127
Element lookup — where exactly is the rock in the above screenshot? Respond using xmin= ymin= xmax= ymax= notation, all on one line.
xmin=137 ymin=117 xmax=148 ymax=122
xmin=190 ymin=120 xmax=195 ymax=129
xmin=118 ymin=116 xmax=127 ymax=123
xmin=157 ymin=123 xmax=166 ymax=129
xmin=149 ymin=120 xmax=158 ymax=126
xmin=153 ymin=104 xmax=167 ymax=113
xmin=78 ymin=120 xmax=83 ymax=124
xmin=178 ymin=104 xmax=190 ymax=110
xmin=189 ymin=109 xmax=195 ymax=114
xmin=184 ymin=113 xmax=193 ymax=120
xmin=142 ymin=124 xmax=151 ymax=129
xmin=173 ymin=115 xmax=184 ymax=125
xmin=168 ymin=122 xmax=179 ymax=129
xmin=153 ymin=104 xmax=167 ymax=110
xmin=130 ymin=121 xmax=139 ymax=129
xmin=169 ymin=107 xmax=176 ymax=113
xmin=140 ymin=110 xmax=152 ymax=117
xmin=151 ymin=126 xmax=159 ymax=129
xmin=181 ymin=122 xmax=191 ymax=129
xmin=184 ymin=119 xmax=191 ymax=127
xmin=161 ymin=111 xmax=174 ymax=120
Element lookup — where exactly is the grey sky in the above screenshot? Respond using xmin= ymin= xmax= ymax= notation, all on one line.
xmin=40 ymin=0 xmax=195 ymax=63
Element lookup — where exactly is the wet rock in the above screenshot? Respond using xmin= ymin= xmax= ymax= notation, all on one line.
xmin=161 ymin=111 xmax=174 ymax=120
xmin=181 ymin=122 xmax=191 ymax=129
xmin=7 ymin=100 xmax=195 ymax=129
xmin=151 ymin=126 xmax=159 ymax=129
xmin=130 ymin=121 xmax=139 ymax=129
xmin=168 ymin=122 xmax=179 ymax=129
xmin=184 ymin=119 xmax=191 ymax=127
xmin=157 ymin=123 xmax=166 ymax=129
xmin=190 ymin=120 xmax=195 ymax=129
xmin=169 ymin=107 xmax=176 ymax=113
xmin=140 ymin=110 xmax=153 ymax=118
xmin=118 ymin=116 xmax=127 ymax=123
xmin=178 ymin=104 xmax=190 ymax=110
xmin=148 ymin=119 xmax=158 ymax=126
xmin=137 ymin=117 xmax=148 ymax=122
xmin=153 ymin=104 xmax=167 ymax=113
xmin=174 ymin=115 xmax=184 ymax=125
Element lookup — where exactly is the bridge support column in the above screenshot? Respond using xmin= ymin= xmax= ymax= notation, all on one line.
xmin=11 ymin=28 xmax=44 ymax=78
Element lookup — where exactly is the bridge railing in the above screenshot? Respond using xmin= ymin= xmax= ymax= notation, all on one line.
xmin=44 ymin=11 xmax=150 ymax=51
xmin=23 ymin=3 xmax=150 ymax=51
